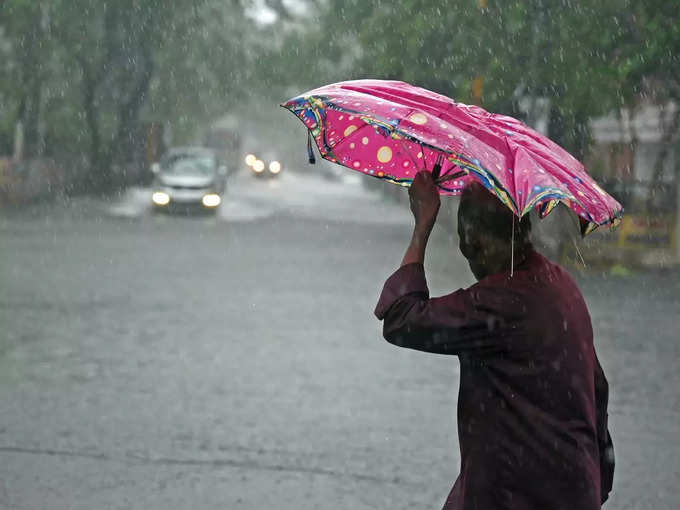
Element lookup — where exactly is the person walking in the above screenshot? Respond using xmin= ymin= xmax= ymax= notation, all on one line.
xmin=375 ymin=171 xmax=614 ymax=509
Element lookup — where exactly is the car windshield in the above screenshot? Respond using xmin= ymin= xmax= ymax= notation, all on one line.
xmin=163 ymin=155 xmax=215 ymax=177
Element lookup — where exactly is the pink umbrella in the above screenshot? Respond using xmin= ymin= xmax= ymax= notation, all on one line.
xmin=282 ymin=79 xmax=622 ymax=235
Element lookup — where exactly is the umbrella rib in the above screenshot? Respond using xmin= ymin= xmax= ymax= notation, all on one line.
xmin=398 ymin=139 xmax=420 ymax=170
xmin=436 ymin=170 xmax=467 ymax=184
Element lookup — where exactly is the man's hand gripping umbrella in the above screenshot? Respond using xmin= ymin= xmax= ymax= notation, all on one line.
xmin=401 ymin=171 xmax=440 ymax=267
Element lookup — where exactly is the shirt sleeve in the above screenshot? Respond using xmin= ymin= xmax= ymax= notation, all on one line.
xmin=374 ymin=263 xmax=522 ymax=356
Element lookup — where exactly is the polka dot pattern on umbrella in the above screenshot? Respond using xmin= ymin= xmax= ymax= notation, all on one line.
xmin=282 ymin=80 xmax=623 ymax=234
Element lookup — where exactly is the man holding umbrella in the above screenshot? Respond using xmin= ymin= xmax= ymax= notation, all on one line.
xmin=374 ymin=171 xmax=614 ymax=509
xmin=284 ymin=79 xmax=618 ymax=509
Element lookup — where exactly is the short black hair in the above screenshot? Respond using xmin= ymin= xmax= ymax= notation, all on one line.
xmin=459 ymin=182 xmax=531 ymax=243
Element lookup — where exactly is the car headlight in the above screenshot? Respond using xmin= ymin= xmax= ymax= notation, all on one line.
xmin=152 ymin=191 xmax=170 ymax=205
xmin=245 ymin=154 xmax=256 ymax=167
xmin=202 ymin=193 xmax=221 ymax=207
xmin=269 ymin=161 xmax=281 ymax=174
xmin=253 ymin=160 xmax=265 ymax=173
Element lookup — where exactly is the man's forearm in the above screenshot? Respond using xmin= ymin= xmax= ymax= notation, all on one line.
xmin=401 ymin=225 xmax=433 ymax=267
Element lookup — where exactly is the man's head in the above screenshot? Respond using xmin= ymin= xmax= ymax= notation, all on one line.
xmin=458 ymin=182 xmax=532 ymax=280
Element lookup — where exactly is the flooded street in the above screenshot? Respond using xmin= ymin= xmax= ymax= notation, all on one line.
xmin=1 ymin=169 xmax=678 ymax=509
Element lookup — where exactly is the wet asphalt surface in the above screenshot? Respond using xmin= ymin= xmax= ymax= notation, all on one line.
xmin=1 ymin=170 xmax=679 ymax=509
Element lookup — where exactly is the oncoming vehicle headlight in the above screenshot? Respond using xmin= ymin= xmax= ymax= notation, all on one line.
xmin=253 ymin=160 xmax=265 ymax=173
xmin=269 ymin=161 xmax=281 ymax=174
xmin=202 ymin=193 xmax=221 ymax=207
xmin=152 ymin=191 xmax=170 ymax=205
xmin=245 ymin=154 xmax=256 ymax=167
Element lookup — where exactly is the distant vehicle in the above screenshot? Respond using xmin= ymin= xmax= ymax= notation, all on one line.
xmin=150 ymin=147 xmax=227 ymax=213
xmin=244 ymin=152 xmax=283 ymax=179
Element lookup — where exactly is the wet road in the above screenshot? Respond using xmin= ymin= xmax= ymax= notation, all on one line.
xmin=1 ymin=170 xmax=679 ymax=509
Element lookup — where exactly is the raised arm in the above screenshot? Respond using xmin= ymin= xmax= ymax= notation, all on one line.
xmin=376 ymin=171 xmax=518 ymax=356
xmin=401 ymin=171 xmax=441 ymax=266
xmin=375 ymin=263 xmax=518 ymax=356
xmin=400 ymin=171 xmax=440 ymax=267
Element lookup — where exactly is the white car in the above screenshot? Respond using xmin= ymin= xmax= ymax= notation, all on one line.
xmin=151 ymin=147 xmax=227 ymax=213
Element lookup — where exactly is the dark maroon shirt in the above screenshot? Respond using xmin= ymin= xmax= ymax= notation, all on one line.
xmin=375 ymin=250 xmax=612 ymax=509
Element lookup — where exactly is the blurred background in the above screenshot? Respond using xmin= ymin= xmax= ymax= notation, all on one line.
xmin=1 ymin=1 xmax=678 ymax=509
xmin=1 ymin=0 xmax=678 ymax=264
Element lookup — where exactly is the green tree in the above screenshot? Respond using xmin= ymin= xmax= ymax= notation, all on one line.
xmin=0 ymin=1 xmax=53 ymax=157
xmin=262 ymin=0 xmax=626 ymax=161
xmin=49 ymin=0 xmax=199 ymax=189
xmin=0 ymin=0 xmax=258 ymax=192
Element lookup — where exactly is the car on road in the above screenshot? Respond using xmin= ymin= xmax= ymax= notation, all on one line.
xmin=151 ymin=147 xmax=227 ymax=214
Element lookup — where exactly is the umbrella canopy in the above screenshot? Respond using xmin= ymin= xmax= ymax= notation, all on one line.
xmin=282 ymin=79 xmax=623 ymax=235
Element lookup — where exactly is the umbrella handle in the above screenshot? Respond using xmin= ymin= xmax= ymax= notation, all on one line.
xmin=432 ymin=153 xmax=443 ymax=180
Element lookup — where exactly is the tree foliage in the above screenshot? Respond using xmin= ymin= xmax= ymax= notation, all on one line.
xmin=1 ymin=0 xmax=678 ymax=192
xmin=259 ymin=0 xmax=677 ymax=166
xmin=0 ymin=0 xmax=256 ymax=191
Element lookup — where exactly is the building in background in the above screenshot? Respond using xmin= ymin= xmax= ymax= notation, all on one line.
xmin=584 ymin=101 xmax=679 ymax=266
